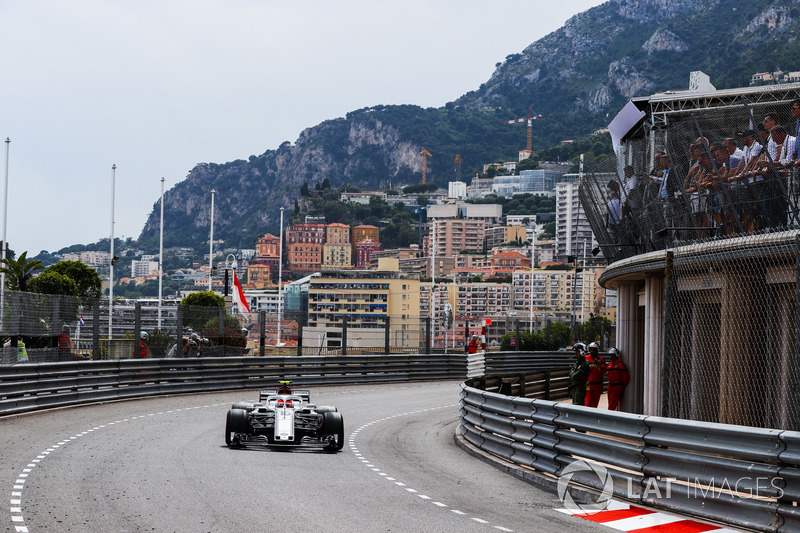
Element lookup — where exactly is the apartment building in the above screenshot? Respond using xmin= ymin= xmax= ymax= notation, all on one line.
xmin=428 ymin=219 xmax=486 ymax=257
xmin=485 ymin=225 xmax=528 ymax=248
xmin=370 ymin=246 xmax=428 ymax=278
xmin=354 ymin=240 xmax=381 ymax=269
xmin=130 ymin=260 xmax=158 ymax=278
xmin=62 ymin=250 xmax=110 ymax=268
xmin=287 ymin=223 xmax=325 ymax=274
xmin=304 ymin=258 xmax=420 ymax=349
xmin=555 ymin=179 xmax=596 ymax=261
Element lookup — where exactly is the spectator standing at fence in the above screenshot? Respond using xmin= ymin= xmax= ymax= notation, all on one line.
xmin=584 ymin=342 xmax=605 ymax=408
xmin=606 ymin=180 xmax=623 ymax=241
xmin=650 ymin=154 xmax=678 ymax=243
xmin=710 ymin=143 xmax=738 ymax=235
xmin=731 ymin=129 xmax=763 ymax=233
xmin=569 ymin=343 xmax=589 ymax=406
xmin=466 ymin=334 xmax=479 ymax=354
xmin=605 ymin=347 xmax=629 ymax=411
xmin=183 ymin=332 xmax=201 ymax=357
xmin=17 ymin=338 xmax=28 ymax=363
xmin=138 ymin=331 xmax=149 ymax=358
xmin=791 ymin=100 xmax=800 ymax=163
xmin=58 ymin=325 xmax=71 ymax=361
xmin=723 ymin=138 xmax=744 ymax=169
xmin=763 ymin=113 xmax=779 ymax=154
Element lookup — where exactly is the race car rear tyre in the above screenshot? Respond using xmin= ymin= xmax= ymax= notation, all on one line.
xmin=322 ymin=411 xmax=344 ymax=451
xmin=315 ymin=405 xmax=338 ymax=413
xmin=231 ymin=402 xmax=254 ymax=411
xmin=226 ymin=409 xmax=249 ymax=446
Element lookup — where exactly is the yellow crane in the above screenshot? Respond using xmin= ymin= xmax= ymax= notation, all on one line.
xmin=454 ymin=154 xmax=462 ymax=181
xmin=421 ymin=148 xmax=432 ymax=184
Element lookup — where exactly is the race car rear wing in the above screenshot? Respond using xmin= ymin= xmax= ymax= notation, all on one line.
xmin=260 ymin=389 xmax=311 ymax=403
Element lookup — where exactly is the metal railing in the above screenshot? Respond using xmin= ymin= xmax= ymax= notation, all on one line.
xmin=460 ymin=380 xmax=800 ymax=532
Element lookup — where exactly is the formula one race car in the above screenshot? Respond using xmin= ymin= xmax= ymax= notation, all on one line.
xmin=225 ymin=382 xmax=344 ymax=451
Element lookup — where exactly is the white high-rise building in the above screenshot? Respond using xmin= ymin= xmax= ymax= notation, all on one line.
xmin=555 ymin=179 xmax=596 ymax=261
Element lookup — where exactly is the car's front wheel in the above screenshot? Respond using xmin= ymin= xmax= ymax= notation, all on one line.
xmin=322 ymin=411 xmax=344 ymax=451
xmin=225 ymin=409 xmax=249 ymax=446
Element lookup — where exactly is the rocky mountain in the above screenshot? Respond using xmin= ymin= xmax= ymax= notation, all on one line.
xmin=137 ymin=0 xmax=800 ymax=251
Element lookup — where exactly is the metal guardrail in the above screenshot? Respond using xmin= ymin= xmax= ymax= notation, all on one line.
xmin=460 ymin=381 xmax=800 ymax=532
xmin=0 ymin=354 xmax=475 ymax=417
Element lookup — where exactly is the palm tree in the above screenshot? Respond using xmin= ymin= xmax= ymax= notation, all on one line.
xmin=0 ymin=252 xmax=44 ymax=291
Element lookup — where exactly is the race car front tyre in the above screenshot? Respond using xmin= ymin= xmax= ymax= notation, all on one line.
xmin=315 ymin=405 xmax=338 ymax=413
xmin=231 ymin=402 xmax=254 ymax=411
xmin=226 ymin=409 xmax=250 ymax=446
xmin=322 ymin=411 xmax=344 ymax=451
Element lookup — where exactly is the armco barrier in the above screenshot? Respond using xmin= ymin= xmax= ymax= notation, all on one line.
xmin=0 ymin=354 xmax=469 ymax=416
xmin=460 ymin=381 xmax=800 ymax=533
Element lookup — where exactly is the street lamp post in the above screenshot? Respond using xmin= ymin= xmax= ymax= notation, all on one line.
xmin=109 ymin=164 xmax=116 ymax=340
xmin=277 ymin=207 xmax=284 ymax=347
xmin=529 ymin=225 xmax=536 ymax=334
xmin=158 ymin=177 xmax=165 ymax=330
xmin=1 ymin=138 xmax=10 ymax=317
xmin=208 ymin=189 xmax=216 ymax=291
xmin=225 ymin=253 xmax=237 ymax=306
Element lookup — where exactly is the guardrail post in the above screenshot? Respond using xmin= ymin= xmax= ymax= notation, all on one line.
xmin=546 ymin=319 xmax=551 ymax=345
xmin=218 ymin=308 xmax=225 ymax=354
xmin=133 ymin=301 xmax=142 ymax=359
xmin=341 ymin=317 xmax=348 ymax=356
xmin=93 ymin=301 xmax=100 ymax=358
xmin=259 ymin=310 xmax=266 ymax=356
xmin=176 ymin=305 xmax=183 ymax=344
xmin=795 ymin=236 xmax=800 ymax=426
xmin=425 ymin=316 xmax=431 ymax=354
xmin=296 ymin=317 xmax=303 ymax=356
xmin=384 ymin=315 xmax=390 ymax=355
xmin=662 ymin=250 xmax=674 ymax=417
xmin=544 ymin=369 xmax=551 ymax=400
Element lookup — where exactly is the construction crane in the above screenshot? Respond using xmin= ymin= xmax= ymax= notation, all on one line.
xmin=454 ymin=154 xmax=462 ymax=181
xmin=503 ymin=108 xmax=542 ymax=152
xmin=421 ymin=148 xmax=432 ymax=184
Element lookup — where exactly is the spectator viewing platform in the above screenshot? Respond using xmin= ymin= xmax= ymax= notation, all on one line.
xmin=584 ymin=76 xmax=800 ymax=430
xmin=583 ymin=77 xmax=800 ymax=263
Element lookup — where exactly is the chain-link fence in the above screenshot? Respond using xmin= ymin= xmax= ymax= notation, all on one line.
xmin=662 ymin=234 xmax=799 ymax=429
xmin=0 ymin=288 xmax=613 ymax=364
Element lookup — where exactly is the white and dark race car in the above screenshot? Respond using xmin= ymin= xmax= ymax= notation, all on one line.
xmin=225 ymin=382 xmax=344 ymax=451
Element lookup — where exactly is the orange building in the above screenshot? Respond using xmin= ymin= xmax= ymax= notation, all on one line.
xmin=352 ymin=224 xmax=379 ymax=244
xmin=287 ymin=223 xmax=325 ymax=274
xmin=490 ymin=251 xmax=531 ymax=270
xmin=326 ymin=223 xmax=351 ymax=245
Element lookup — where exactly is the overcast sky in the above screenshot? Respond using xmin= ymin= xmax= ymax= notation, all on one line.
xmin=1 ymin=0 xmax=605 ymax=255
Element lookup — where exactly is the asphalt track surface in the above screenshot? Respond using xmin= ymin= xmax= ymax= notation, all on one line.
xmin=1 ymin=381 xmax=611 ymax=533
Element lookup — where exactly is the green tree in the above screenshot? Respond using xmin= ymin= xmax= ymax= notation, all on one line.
xmin=44 ymin=260 xmax=102 ymax=303
xmin=0 ymin=252 xmax=43 ymax=291
xmin=28 ymin=271 xmax=79 ymax=297
xmin=181 ymin=291 xmax=225 ymax=332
